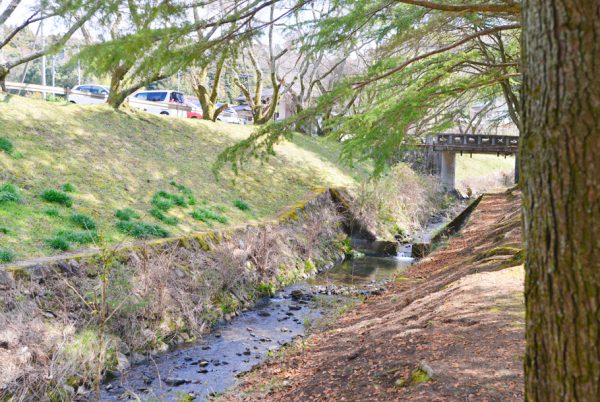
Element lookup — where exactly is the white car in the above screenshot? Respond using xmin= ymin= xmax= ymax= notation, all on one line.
xmin=216 ymin=103 xmax=242 ymax=124
xmin=67 ymin=84 xmax=109 ymax=104
xmin=128 ymin=90 xmax=188 ymax=117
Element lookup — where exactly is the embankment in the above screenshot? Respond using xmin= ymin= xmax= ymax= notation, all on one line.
xmin=0 ymin=189 xmax=354 ymax=400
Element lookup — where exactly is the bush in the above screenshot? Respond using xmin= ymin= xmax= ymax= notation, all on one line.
xmin=234 ymin=199 xmax=250 ymax=211
xmin=43 ymin=208 xmax=60 ymax=217
xmin=46 ymin=229 xmax=98 ymax=251
xmin=56 ymin=230 xmax=98 ymax=244
xmin=0 ymin=226 xmax=9 ymax=234
xmin=149 ymin=208 xmax=179 ymax=225
xmin=62 ymin=183 xmax=77 ymax=193
xmin=151 ymin=191 xmax=187 ymax=211
xmin=70 ymin=213 xmax=97 ymax=230
xmin=114 ymin=208 xmax=141 ymax=221
xmin=41 ymin=189 xmax=73 ymax=207
xmin=116 ymin=221 xmax=169 ymax=239
xmin=0 ymin=248 xmax=14 ymax=263
xmin=0 ymin=137 xmax=14 ymax=154
xmin=170 ymin=181 xmax=196 ymax=205
xmin=0 ymin=183 xmax=20 ymax=203
xmin=190 ymin=208 xmax=228 ymax=224
xmin=45 ymin=236 xmax=70 ymax=251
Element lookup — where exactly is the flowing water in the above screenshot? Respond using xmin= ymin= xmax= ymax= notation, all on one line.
xmin=101 ymin=253 xmax=415 ymax=401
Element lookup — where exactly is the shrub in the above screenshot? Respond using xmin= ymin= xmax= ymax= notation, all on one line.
xmin=170 ymin=181 xmax=196 ymax=205
xmin=151 ymin=191 xmax=187 ymax=211
xmin=149 ymin=208 xmax=179 ymax=225
xmin=114 ymin=208 xmax=140 ymax=221
xmin=56 ymin=230 xmax=98 ymax=244
xmin=45 ymin=236 xmax=71 ymax=251
xmin=0 ymin=137 xmax=14 ymax=154
xmin=0 ymin=183 xmax=20 ymax=203
xmin=0 ymin=226 xmax=9 ymax=234
xmin=234 ymin=199 xmax=250 ymax=211
xmin=0 ymin=248 xmax=14 ymax=263
xmin=62 ymin=183 xmax=77 ymax=193
xmin=190 ymin=208 xmax=228 ymax=224
xmin=41 ymin=189 xmax=73 ymax=207
xmin=116 ymin=221 xmax=169 ymax=239
xmin=70 ymin=213 xmax=97 ymax=230
xmin=43 ymin=208 xmax=60 ymax=217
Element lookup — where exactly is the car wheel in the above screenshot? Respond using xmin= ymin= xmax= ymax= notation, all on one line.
xmin=160 ymin=111 xmax=169 ymax=116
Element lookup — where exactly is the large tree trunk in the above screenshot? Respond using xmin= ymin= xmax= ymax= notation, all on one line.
xmin=521 ymin=1 xmax=600 ymax=400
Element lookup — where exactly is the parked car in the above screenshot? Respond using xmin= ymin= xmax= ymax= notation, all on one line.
xmin=67 ymin=84 xmax=109 ymax=104
xmin=186 ymin=104 xmax=203 ymax=119
xmin=183 ymin=97 xmax=203 ymax=119
xmin=216 ymin=103 xmax=242 ymax=124
xmin=128 ymin=90 xmax=188 ymax=117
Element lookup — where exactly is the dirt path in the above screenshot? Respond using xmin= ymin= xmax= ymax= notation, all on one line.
xmin=222 ymin=190 xmax=525 ymax=401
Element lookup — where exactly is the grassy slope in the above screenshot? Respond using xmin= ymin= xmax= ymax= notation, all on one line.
xmin=455 ymin=154 xmax=515 ymax=192
xmin=0 ymin=95 xmax=363 ymax=261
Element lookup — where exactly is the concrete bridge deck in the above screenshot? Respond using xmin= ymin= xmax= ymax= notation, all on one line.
xmin=422 ymin=134 xmax=520 ymax=191
xmin=432 ymin=134 xmax=519 ymax=154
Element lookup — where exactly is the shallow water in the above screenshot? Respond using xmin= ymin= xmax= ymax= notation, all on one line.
xmin=101 ymin=255 xmax=413 ymax=401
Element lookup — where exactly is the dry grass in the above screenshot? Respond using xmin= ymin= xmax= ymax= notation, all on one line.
xmin=0 ymin=194 xmax=346 ymax=401
xmin=351 ymin=164 xmax=444 ymax=238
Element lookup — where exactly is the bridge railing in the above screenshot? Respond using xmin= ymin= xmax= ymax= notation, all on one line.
xmin=436 ymin=134 xmax=519 ymax=147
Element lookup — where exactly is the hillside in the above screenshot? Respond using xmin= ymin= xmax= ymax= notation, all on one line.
xmin=0 ymin=95 xmax=364 ymax=262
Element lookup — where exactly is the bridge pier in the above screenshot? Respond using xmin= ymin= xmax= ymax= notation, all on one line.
xmin=441 ymin=151 xmax=456 ymax=191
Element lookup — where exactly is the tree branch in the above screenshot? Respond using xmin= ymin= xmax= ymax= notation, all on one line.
xmin=395 ymin=0 xmax=521 ymax=14
xmin=352 ymin=23 xmax=520 ymax=89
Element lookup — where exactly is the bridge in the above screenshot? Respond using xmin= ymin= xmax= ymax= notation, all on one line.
xmin=423 ymin=134 xmax=519 ymax=191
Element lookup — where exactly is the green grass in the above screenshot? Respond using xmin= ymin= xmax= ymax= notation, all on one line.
xmin=116 ymin=221 xmax=169 ymax=239
xmin=41 ymin=189 xmax=73 ymax=207
xmin=45 ymin=236 xmax=71 ymax=251
xmin=149 ymin=208 xmax=179 ymax=225
xmin=234 ymin=199 xmax=250 ymax=211
xmin=114 ymin=208 xmax=140 ymax=221
xmin=190 ymin=208 xmax=229 ymax=224
xmin=0 ymin=248 xmax=14 ymax=263
xmin=0 ymin=137 xmax=14 ymax=154
xmin=62 ymin=183 xmax=77 ymax=193
xmin=44 ymin=208 xmax=61 ymax=217
xmin=0 ymin=183 xmax=20 ymax=203
xmin=70 ymin=213 xmax=97 ymax=230
xmin=0 ymin=94 xmax=363 ymax=260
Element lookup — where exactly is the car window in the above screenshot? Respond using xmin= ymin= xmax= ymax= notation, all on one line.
xmin=78 ymin=86 xmax=90 ymax=93
xmin=89 ymin=86 xmax=101 ymax=95
xmin=147 ymin=92 xmax=167 ymax=102
xmin=170 ymin=92 xmax=185 ymax=103
xmin=134 ymin=93 xmax=147 ymax=100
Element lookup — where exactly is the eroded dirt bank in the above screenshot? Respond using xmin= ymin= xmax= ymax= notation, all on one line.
xmin=224 ymin=189 xmax=524 ymax=401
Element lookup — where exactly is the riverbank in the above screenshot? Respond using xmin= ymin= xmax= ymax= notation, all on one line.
xmin=223 ymin=189 xmax=524 ymax=401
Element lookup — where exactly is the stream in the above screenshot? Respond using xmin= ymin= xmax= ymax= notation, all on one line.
xmin=102 ymin=212 xmax=456 ymax=401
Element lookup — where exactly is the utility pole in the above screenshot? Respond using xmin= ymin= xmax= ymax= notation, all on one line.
xmin=51 ymin=54 xmax=56 ymax=87
xmin=40 ymin=1 xmax=46 ymax=99
xmin=77 ymin=45 xmax=81 ymax=85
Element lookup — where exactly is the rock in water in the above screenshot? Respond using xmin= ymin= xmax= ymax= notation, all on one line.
xmin=164 ymin=378 xmax=188 ymax=386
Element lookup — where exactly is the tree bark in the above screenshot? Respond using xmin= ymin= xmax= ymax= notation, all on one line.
xmin=521 ymin=1 xmax=600 ymax=400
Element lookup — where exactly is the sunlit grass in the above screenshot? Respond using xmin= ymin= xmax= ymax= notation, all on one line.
xmin=0 ymin=94 xmax=362 ymax=260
